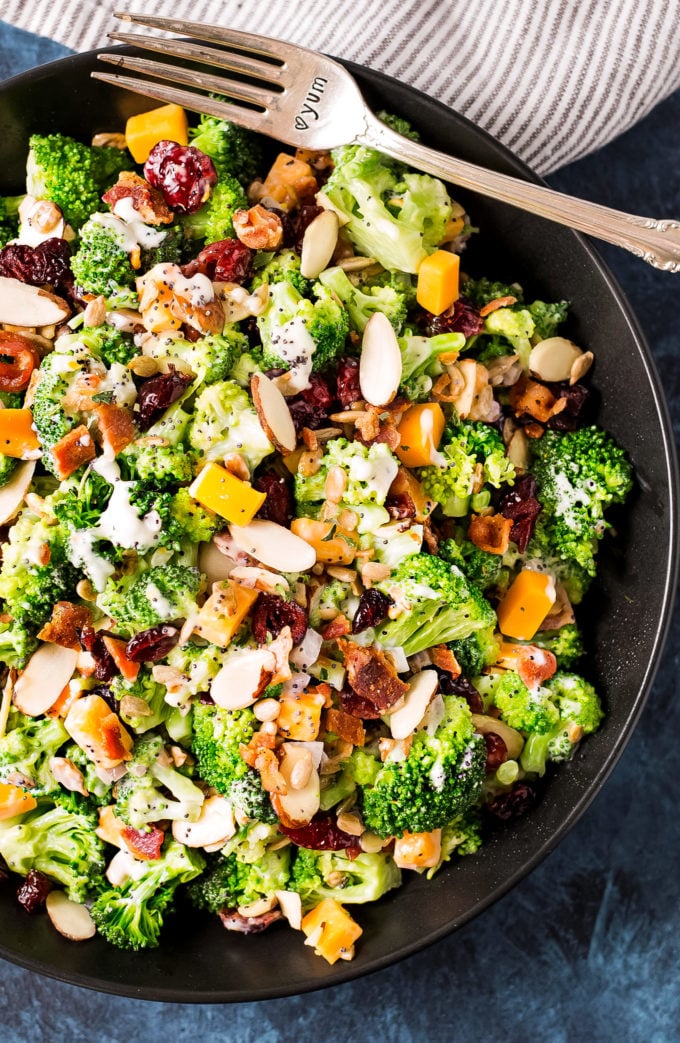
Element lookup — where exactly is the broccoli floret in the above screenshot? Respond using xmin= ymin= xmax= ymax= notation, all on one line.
xmin=463 ymin=277 xmax=524 ymax=309
xmin=31 ymin=352 xmax=78 ymax=467
xmin=418 ymin=420 xmax=515 ymax=518
xmin=114 ymin=733 xmax=204 ymax=829
xmin=188 ymin=378 xmax=273 ymax=471
xmin=318 ymin=266 xmax=407 ymax=333
xmin=91 ymin=838 xmax=205 ymax=951
xmin=529 ymin=426 xmax=633 ymax=577
xmin=52 ymin=469 xmax=114 ymax=530
xmin=126 ymin=485 xmax=217 ymax=557
xmin=189 ymin=113 xmax=264 ymax=186
xmin=290 ymin=848 xmax=401 ymax=907
xmin=527 ymin=299 xmax=570 ymax=340
xmin=97 ymin=563 xmax=202 ymax=636
xmin=0 ymin=798 xmax=105 ymax=901
xmin=191 ymin=703 xmax=276 ymax=823
xmin=0 ymin=617 xmax=37 ymax=670
xmin=295 ymin=437 xmax=399 ymax=511
xmin=308 ymin=577 xmax=353 ymax=630
xmin=164 ymin=641 xmax=223 ymax=707
xmin=359 ymin=694 xmax=486 ymax=837
xmin=181 ymin=175 xmax=248 ymax=242
xmin=520 ymin=671 xmax=603 ymax=776
xmin=0 ymin=508 xmax=79 ymax=627
xmin=188 ymin=836 xmax=290 ymax=914
xmin=441 ymin=537 xmax=505 ymax=592
xmin=475 ymin=670 xmax=560 ymax=735
xmin=0 ymin=193 xmax=23 ymax=246
xmin=26 ymin=133 xmax=128 ymax=229
xmin=373 ymin=552 xmax=497 ymax=657
xmin=143 ymin=329 xmax=244 ymax=387
xmin=426 ymin=810 xmax=483 ymax=877
xmin=125 ymin=443 xmax=196 ymax=485
xmin=111 ymin=669 xmax=175 ymax=734
xmin=143 ymin=223 xmax=183 ymax=268
xmin=483 ymin=307 xmax=535 ymax=368
xmin=251 ymin=249 xmax=312 ymax=297
xmin=70 ymin=217 xmax=136 ymax=296
xmin=449 ymin=626 xmax=500 ymax=677
xmin=323 ymin=143 xmax=453 ymax=272
xmin=70 ymin=324 xmax=137 ymax=366
xmin=376 ymin=110 xmax=420 ymax=141
xmin=0 ymin=712 xmax=69 ymax=794
xmin=530 ymin=624 xmax=584 ymax=669
xmin=63 ymin=743 xmax=112 ymax=804
xmin=258 ymin=280 xmax=350 ymax=373
xmin=397 ymin=328 xmax=466 ymax=399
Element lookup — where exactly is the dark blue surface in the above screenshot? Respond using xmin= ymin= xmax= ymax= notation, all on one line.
xmin=0 ymin=20 xmax=678 ymax=1041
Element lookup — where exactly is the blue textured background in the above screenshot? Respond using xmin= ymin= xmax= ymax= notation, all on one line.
xmin=0 ymin=20 xmax=678 ymax=1041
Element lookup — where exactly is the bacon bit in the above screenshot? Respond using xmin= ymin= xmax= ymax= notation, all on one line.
xmin=387 ymin=467 xmax=435 ymax=522
xmin=338 ymin=639 xmax=409 ymax=714
xmin=101 ymin=636 xmax=140 ymax=683
xmin=322 ymin=614 xmax=352 ymax=640
xmin=121 ymin=824 xmax=164 ymax=861
xmin=50 ymin=425 xmax=96 ymax=479
xmin=468 ymin=512 xmax=514 ymax=555
xmin=516 ymin=646 xmax=557 ymax=689
xmin=479 ymin=295 xmax=518 ymax=317
xmin=239 ymin=728 xmax=277 ymax=769
xmin=429 ymin=645 xmax=461 ymax=677
xmin=100 ymin=712 xmax=134 ymax=762
xmin=371 ymin=423 xmax=401 ymax=451
xmin=37 ymin=601 xmax=93 ymax=650
xmin=46 ymin=683 xmax=78 ymax=719
xmin=325 ymin=707 xmax=365 ymax=747
xmin=95 ymin=402 xmax=136 ymax=457
xmin=509 ymin=376 xmax=568 ymax=424
xmin=102 ymin=171 xmax=174 ymax=225
xmin=524 ymin=422 xmax=545 ymax=439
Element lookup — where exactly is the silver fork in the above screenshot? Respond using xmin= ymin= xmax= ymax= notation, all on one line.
xmin=93 ymin=11 xmax=680 ymax=273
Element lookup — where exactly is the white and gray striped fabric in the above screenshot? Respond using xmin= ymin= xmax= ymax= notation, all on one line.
xmin=1 ymin=0 xmax=679 ymax=173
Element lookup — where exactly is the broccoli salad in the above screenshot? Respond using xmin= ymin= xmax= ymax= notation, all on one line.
xmin=0 ymin=104 xmax=632 ymax=963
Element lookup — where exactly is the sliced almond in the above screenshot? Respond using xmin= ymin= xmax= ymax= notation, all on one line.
xmin=507 ymin=427 xmax=529 ymax=470
xmin=275 ymin=889 xmax=302 ymax=930
xmin=229 ymin=565 xmax=290 ymax=594
xmin=49 ymin=756 xmax=88 ymax=796
xmin=570 ymin=349 xmax=594 ymax=385
xmin=471 ymin=713 xmax=524 ymax=760
xmin=211 ymin=648 xmax=276 ymax=710
xmin=359 ymin=312 xmax=402 ymax=407
xmin=45 ymin=891 xmax=96 ymax=942
xmin=272 ymin=750 xmax=320 ymax=827
xmin=172 ymin=794 xmax=236 ymax=848
xmin=300 ymin=210 xmax=339 ymax=279
xmin=389 ymin=669 xmax=439 ymax=740
xmin=0 ymin=460 xmax=36 ymax=525
xmin=198 ymin=538 xmax=237 ymax=587
xmin=0 ymin=277 xmax=70 ymax=327
xmin=230 ymin=519 xmax=317 ymax=572
xmin=529 ymin=337 xmax=583 ymax=383
xmin=13 ymin=643 xmax=78 ymax=717
xmin=251 ymin=373 xmax=297 ymax=453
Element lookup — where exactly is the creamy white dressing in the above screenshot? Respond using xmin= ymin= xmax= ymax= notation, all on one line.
xmin=269 ymin=318 xmax=316 ymax=395
xmin=96 ymin=482 xmax=161 ymax=551
xmin=98 ymin=363 xmax=137 ymax=409
xmin=144 ymin=582 xmax=176 ymax=619
xmin=93 ymin=203 xmax=167 ymax=253
xmin=69 ymin=529 xmax=115 ymax=592
xmin=13 ymin=196 xmax=66 ymax=248
xmin=347 ymin=449 xmax=398 ymax=504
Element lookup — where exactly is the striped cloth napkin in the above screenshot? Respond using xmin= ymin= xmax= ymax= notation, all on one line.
xmin=1 ymin=0 xmax=679 ymax=173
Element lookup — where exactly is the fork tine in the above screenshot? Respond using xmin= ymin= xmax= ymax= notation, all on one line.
xmin=107 ymin=31 xmax=286 ymax=84
xmin=91 ymin=71 xmax=269 ymax=134
xmin=97 ymin=53 xmax=277 ymax=108
xmin=114 ymin=11 xmax=304 ymax=63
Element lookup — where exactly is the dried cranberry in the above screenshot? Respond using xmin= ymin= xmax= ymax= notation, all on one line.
xmin=182 ymin=238 xmax=253 ymax=284
xmin=384 ymin=491 xmax=416 ymax=520
xmin=135 ymin=366 xmax=193 ymax=431
xmin=80 ymin=625 xmax=117 ymax=682
xmin=0 ymin=237 xmax=73 ymax=296
xmin=335 ymin=357 xmax=361 ymax=408
xmin=198 ymin=691 xmax=216 ymax=705
xmin=293 ymin=204 xmax=323 ymax=254
xmin=437 ymin=671 xmax=484 ymax=713
xmin=17 ymin=869 xmax=52 ymax=913
xmin=288 ymin=372 xmax=336 ymax=433
xmin=252 ymin=593 xmax=308 ymax=646
xmin=264 ymin=204 xmax=295 ymax=248
xmin=253 ymin=470 xmax=294 ymax=527
xmin=486 ymin=781 xmax=539 ymax=821
xmin=126 ymin=625 xmax=179 ymax=663
xmin=280 ymin=813 xmax=362 ymax=857
xmin=144 ymin=140 xmax=217 ymax=214
xmin=499 ymin=474 xmax=542 ymax=553
xmin=546 ymin=382 xmax=590 ymax=431
xmin=425 ymin=297 xmax=484 ymax=338
xmin=352 ymin=589 xmax=392 ymax=634
xmin=484 ymin=732 xmax=508 ymax=773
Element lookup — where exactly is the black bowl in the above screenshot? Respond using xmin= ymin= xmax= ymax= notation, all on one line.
xmin=0 ymin=46 xmax=677 ymax=1003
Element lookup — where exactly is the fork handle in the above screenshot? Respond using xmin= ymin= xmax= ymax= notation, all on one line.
xmin=364 ymin=116 xmax=680 ymax=273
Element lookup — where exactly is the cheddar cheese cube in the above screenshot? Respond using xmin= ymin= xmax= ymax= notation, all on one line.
xmin=189 ymin=462 xmax=266 ymax=526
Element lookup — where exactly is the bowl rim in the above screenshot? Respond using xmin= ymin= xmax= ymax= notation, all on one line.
xmin=0 ymin=44 xmax=677 ymax=1004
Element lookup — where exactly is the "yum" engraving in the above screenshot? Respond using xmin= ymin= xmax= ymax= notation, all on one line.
xmin=294 ymin=77 xmax=328 ymax=130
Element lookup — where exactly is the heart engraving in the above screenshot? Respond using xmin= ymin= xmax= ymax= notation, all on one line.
xmin=295 ymin=116 xmax=309 ymax=131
